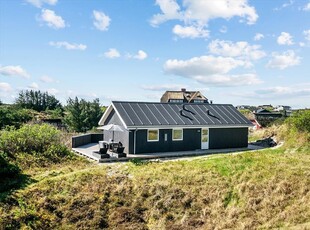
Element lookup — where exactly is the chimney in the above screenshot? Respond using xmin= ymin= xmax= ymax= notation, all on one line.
xmin=181 ymin=88 xmax=186 ymax=92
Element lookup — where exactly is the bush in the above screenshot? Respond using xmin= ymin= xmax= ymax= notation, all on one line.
xmin=0 ymin=105 xmax=33 ymax=129
xmin=0 ymin=124 xmax=72 ymax=161
xmin=0 ymin=152 xmax=20 ymax=178
xmin=0 ymin=152 xmax=23 ymax=193
xmin=286 ymin=110 xmax=310 ymax=133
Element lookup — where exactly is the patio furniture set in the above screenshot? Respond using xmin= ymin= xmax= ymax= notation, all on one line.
xmin=92 ymin=140 xmax=126 ymax=159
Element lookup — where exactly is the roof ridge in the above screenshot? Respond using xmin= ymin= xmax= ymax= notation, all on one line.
xmin=112 ymin=101 xmax=232 ymax=106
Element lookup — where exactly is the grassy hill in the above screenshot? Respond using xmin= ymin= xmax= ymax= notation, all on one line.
xmin=0 ymin=112 xmax=309 ymax=229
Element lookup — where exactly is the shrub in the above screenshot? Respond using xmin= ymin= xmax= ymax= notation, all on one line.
xmin=0 ymin=152 xmax=23 ymax=193
xmin=0 ymin=152 xmax=20 ymax=178
xmin=0 ymin=124 xmax=72 ymax=161
xmin=286 ymin=110 xmax=310 ymax=133
xmin=0 ymin=105 xmax=33 ymax=129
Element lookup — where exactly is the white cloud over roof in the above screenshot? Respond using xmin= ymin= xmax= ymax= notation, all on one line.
xmin=163 ymin=55 xmax=261 ymax=86
xmin=208 ymin=40 xmax=266 ymax=61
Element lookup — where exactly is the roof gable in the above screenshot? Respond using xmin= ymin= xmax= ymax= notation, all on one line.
xmin=102 ymin=101 xmax=252 ymax=128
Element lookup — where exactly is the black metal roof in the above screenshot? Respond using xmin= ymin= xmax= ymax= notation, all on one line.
xmin=112 ymin=101 xmax=252 ymax=128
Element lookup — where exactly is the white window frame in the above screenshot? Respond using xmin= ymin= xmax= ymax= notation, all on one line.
xmin=172 ymin=128 xmax=183 ymax=141
xmin=147 ymin=129 xmax=159 ymax=142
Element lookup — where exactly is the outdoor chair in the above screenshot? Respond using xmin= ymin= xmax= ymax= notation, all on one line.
xmin=92 ymin=150 xmax=110 ymax=159
xmin=116 ymin=147 xmax=125 ymax=153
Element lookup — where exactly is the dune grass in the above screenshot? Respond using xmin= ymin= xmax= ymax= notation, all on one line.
xmin=0 ymin=144 xmax=309 ymax=229
xmin=1 ymin=119 xmax=310 ymax=229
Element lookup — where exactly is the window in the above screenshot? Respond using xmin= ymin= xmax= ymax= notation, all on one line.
xmin=173 ymin=129 xmax=183 ymax=141
xmin=148 ymin=129 xmax=159 ymax=141
xmin=169 ymin=99 xmax=183 ymax=103
xmin=201 ymin=128 xmax=208 ymax=142
xmin=194 ymin=100 xmax=204 ymax=103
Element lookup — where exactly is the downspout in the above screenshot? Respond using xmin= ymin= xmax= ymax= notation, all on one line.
xmin=133 ymin=129 xmax=137 ymax=154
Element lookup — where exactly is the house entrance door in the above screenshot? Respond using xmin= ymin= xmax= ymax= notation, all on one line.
xmin=201 ymin=128 xmax=209 ymax=149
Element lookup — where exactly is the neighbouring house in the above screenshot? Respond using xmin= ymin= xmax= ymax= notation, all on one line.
xmin=160 ymin=88 xmax=209 ymax=103
xmin=98 ymin=101 xmax=253 ymax=154
xmin=273 ymin=105 xmax=292 ymax=116
xmin=254 ymin=108 xmax=283 ymax=127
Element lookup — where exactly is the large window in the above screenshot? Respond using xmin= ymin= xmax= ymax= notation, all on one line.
xmin=147 ymin=129 xmax=159 ymax=141
xmin=173 ymin=129 xmax=183 ymax=141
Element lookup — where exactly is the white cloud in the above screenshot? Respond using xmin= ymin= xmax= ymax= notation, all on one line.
xmin=151 ymin=0 xmax=258 ymax=27
xmin=254 ymin=85 xmax=310 ymax=98
xmin=49 ymin=41 xmax=87 ymax=50
xmin=163 ymin=55 xmax=261 ymax=86
xmin=0 ymin=82 xmax=13 ymax=92
xmin=274 ymin=0 xmax=294 ymax=11
xmin=26 ymin=0 xmax=57 ymax=8
xmin=208 ymin=40 xmax=266 ymax=61
xmin=130 ymin=50 xmax=148 ymax=60
xmin=104 ymin=48 xmax=120 ymax=59
xmin=277 ymin=32 xmax=294 ymax=45
xmin=267 ymin=50 xmax=301 ymax=70
xmin=40 ymin=9 xmax=66 ymax=29
xmin=0 ymin=65 xmax=30 ymax=78
xmin=28 ymin=82 xmax=39 ymax=89
xmin=40 ymin=75 xmax=55 ymax=83
xmin=93 ymin=10 xmax=111 ymax=31
xmin=150 ymin=0 xmax=182 ymax=26
xmin=164 ymin=55 xmax=245 ymax=76
xmin=141 ymin=84 xmax=187 ymax=91
xmin=47 ymin=88 xmax=59 ymax=95
xmin=193 ymin=73 xmax=261 ymax=86
xmin=172 ymin=24 xmax=209 ymax=39
xmin=303 ymin=2 xmax=310 ymax=11
xmin=254 ymin=33 xmax=264 ymax=41
xmin=304 ymin=30 xmax=310 ymax=41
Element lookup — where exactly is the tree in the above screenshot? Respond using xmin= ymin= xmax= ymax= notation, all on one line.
xmin=64 ymin=97 xmax=103 ymax=132
xmin=0 ymin=106 xmax=33 ymax=129
xmin=0 ymin=99 xmax=2 ymax=105
xmin=15 ymin=90 xmax=62 ymax=112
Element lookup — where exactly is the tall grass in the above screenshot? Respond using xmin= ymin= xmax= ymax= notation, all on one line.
xmin=0 ymin=114 xmax=309 ymax=229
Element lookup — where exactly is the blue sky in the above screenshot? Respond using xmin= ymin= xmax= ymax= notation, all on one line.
xmin=0 ymin=0 xmax=310 ymax=108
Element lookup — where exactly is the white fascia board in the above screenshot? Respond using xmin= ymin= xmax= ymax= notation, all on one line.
xmin=111 ymin=102 xmax=128 ymax=129
xmin=127 ymin=124 xmax=253 ymax=130
xmin=98 ymin=104 xmax=113 ymax=125
xmin=98 ymin=103 xmax=128 ymax=129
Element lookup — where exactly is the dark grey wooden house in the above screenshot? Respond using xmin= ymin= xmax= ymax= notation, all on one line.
xmin=98 ymin=101 xmax=253 ymax=154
